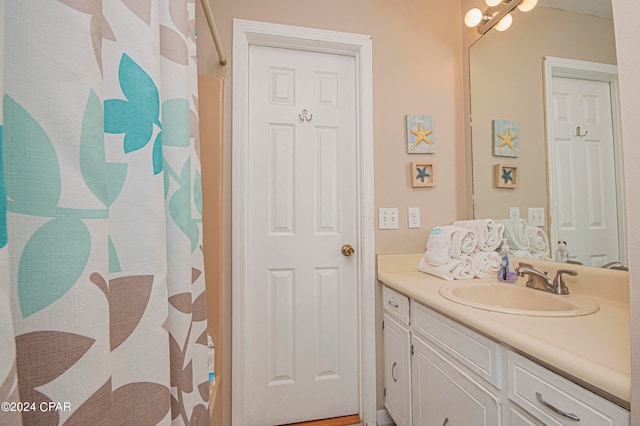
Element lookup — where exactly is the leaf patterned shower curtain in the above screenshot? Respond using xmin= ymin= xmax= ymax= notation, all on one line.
xmin=0 ymin=1 xmax=209 ymax=424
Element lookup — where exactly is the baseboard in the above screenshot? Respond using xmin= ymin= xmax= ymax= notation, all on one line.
xmin=376 ymin=409 xmax=394 ymax=425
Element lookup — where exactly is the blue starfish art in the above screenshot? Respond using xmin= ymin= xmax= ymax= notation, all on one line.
xmin=501 ymin=167 xmax=514 ymax=184
xmin=416 ymin=166 xmax=430 ymax=183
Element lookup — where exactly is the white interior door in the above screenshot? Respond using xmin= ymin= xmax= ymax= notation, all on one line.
xmin=246 ymin=44 xmax=358 ymax=425
xmin=549 ymin=76 xmax=619 ymax=266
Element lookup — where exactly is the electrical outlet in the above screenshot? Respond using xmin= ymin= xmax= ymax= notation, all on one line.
xmin=528 ymin=207 xmax=545 ymax=226
xmin=408 ymin=207 xmax=421 ymax=229
xmin=379 ymin=208 xmax=399 ymax=229
xmin=509 ymin=207 xmax=520 ymax=219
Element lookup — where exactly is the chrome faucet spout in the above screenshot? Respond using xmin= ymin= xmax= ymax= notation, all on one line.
xmin=515 ymin=263 xmax=577 ymax=295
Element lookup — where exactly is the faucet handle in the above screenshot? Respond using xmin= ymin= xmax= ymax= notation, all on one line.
xmin=553 ymin=269 xmax=578 ymax=294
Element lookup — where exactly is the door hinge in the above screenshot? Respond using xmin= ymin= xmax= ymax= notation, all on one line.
xmin=411 ymin=344 xmax=414 ymax=356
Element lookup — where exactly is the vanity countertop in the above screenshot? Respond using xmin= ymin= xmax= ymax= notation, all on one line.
xmin=377 ymin=253 xmax=631 ymax=408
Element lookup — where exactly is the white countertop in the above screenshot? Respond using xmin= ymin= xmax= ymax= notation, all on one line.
xmin=377 ymin=253 xmax=631 ymax=408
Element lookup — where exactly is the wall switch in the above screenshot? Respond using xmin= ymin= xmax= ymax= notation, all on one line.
xmin=379 ymin=208 xmax=399 ymax=229
xmin=408 ymin=207 xmax=421 ymax=229
xmin=528 ymin=207 xmax=545 ymax=226
xmin=509 ymin=207 xmax=520 ymax=219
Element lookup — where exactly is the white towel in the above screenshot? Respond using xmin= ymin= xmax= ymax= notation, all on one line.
xmin=453 ymin=219 xmax=504 ymax=251
xmin=424 ymin=233 xmax=452 ymax=266
xmin=496 ymin=218 xmax=530 ymax=251
xmin=418 ymin=255 xmax=475 ymax=280
xmin=471 ymin=250 xmax=502 ymax=279
xmin=512 ymin=249 xmax=532 ymax=258
xmin=441 ymin=225 xmax=478 ymax=258
xmin=527 ymin=225 xmax=549 ymax=256
xmin=423 ymin=226 xmax=477 ymax=266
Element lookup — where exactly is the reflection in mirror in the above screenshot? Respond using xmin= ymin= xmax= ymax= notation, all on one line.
xmin=469 ymin=2 xmax=626 ymax=268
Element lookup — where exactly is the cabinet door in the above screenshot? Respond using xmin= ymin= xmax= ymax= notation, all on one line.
xmin=411 ymin=335 xmax=502 ymax=426
xmin=383 ymin=313 xmax=411 ymax=426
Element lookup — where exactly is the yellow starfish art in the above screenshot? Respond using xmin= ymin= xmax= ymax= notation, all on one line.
xmin=497 ymin=128 xmax=517 ymax=150
xmin=411 ymin=122 xmax=433 ymax=146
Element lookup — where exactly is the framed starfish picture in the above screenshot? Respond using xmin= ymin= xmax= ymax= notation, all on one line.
xmin=411 ymin=162 xmax=436 ymax=187
xmin=406 ymin=114 xmax=435 ymax=154
xmin=493 ymin=119 xmax=519 ymax=157
xmin=494 ymin=163 xmax=519 ymax=188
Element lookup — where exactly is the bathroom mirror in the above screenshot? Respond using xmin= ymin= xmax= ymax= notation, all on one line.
xmin=469 ymin=0 xmax=627 ymax=267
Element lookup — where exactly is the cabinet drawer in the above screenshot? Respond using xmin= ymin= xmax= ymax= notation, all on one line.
xmin=508 ymin=351 xmax=629 ymax=425
xmin=412 ymin=302 xmax=503 ymax=389
xmin=382 ymin=286 xmax=409 ymax=325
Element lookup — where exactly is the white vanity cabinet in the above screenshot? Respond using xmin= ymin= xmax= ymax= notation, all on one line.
xmin=507 ymin=351 xmax=629 ymax=425
xmin=411 ymin=301 xmax=502 ymax=425
xmin=411 ymin=334 xmax=502 ymax=425
xmin=382 ymin=287 xmax=411 ymax=426
xmin=381 ymin=284 xmax=630 ymax=425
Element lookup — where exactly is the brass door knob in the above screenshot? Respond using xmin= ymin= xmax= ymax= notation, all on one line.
xmin=341 ymin=244 xmax=355 ymax=257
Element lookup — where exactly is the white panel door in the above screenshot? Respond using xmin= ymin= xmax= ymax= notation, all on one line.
xmin=550 ymin=76 xmax=619 ymax=266
xmin=246 ymin=45 xmax=358 ymax=425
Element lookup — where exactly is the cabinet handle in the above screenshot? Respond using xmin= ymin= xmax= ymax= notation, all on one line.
xmin=391 ymin=362 xmax=398 ymax=382
xmin=536 ymin=392 xmax=580 ymax=421
xmin=388 ymin=300 xmax=399 ymax=308
xmin=443 ymin=418 xmax=449 ymax=426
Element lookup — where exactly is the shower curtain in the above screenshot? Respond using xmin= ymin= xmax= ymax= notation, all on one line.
xmin=0 ymin=1 xmax=209 ymax=424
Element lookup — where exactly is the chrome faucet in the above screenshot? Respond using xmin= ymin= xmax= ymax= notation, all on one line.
xmin=515 ymin=262 xmax=578 ymax=295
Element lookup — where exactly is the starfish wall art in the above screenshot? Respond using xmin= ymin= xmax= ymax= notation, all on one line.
xmin=494 ymin=163 xmax=519 ymax=188
xmin=406 ymin=114 xmax=435 ymax=154
xmin=411 ymin=162 xmax=436 ymax=187
xmin=493 ymin=119 xmax=519 ymax=158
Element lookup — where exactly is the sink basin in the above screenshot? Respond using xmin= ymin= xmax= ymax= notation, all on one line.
xmin=439 ymin=281 xmax=599 ymax=317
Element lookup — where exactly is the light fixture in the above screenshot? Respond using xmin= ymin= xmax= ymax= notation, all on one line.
xmin=495 ymin=13 xmax=513 ymax=31
xmin=517 ymin=0 xmax=538 ymax=12
xmin=464 ymin=0 xmax=537 ymax=34
xmin=464 ymin=8 xmax=484 ymax=27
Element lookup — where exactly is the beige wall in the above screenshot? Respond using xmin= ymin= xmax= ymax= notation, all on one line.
xmin=470 ymin=7 xmax=616 ymax=227
xmin=612 ymin=0 xmax=640 ymax=423
xmin=196 ymin=0 xmax=466 ymax=422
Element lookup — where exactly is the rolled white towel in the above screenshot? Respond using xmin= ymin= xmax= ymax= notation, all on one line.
xmin=441 ymin=225 xmax=478 ymax=258
xmin=453 ymin=219 xmax=504 ymax=251
xmin=512 ymin=249 xmax=532 ymax=258
xmin=418 ymin=255 xmax=475 ymax=280
xmin=424 ymin=233 xmax=452 ymax=266
xmin=495 ymin=218 xmax=530 ymax=251
xmin=527 ymin=225 xmax=549 ymax=255
xmin=471 ymin=250 xmax=502 ymax=279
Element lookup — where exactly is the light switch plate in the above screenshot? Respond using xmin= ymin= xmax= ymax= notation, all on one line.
xmin=528 ymin=207 xmax=545 ymax=226
xmin=379 ymin=208 xmax=399 ymax=229
xmin=408 ymin=207 xmax=421 ymax=229
xmin=509 ymin=207 xmax=520 ymax=219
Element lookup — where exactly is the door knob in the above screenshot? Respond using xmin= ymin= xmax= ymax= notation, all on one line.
xmin=341 ymin=244 xmax=355 ymax=257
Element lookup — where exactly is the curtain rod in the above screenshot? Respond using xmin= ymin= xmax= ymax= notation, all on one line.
xmin=199 ymin=0 xmax=227 ymax=65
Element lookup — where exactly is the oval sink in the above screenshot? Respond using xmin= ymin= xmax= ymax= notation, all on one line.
xmin=439 ymin=281 xmax=599 ymax=317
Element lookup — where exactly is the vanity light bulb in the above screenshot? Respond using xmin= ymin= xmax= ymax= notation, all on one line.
xmin=464 ymin=8 xmax=483 ymax=27
xmin=485 ymin=0 xmax=502 ymax=7
xmin=495 ymin=13 xmax=513 ymax=31
xmin=517 ymin=0 xmax=538 ymax=12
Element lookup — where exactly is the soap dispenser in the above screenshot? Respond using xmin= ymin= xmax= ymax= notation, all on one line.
xmin=498 ymin=239 xmax=517 ymax=283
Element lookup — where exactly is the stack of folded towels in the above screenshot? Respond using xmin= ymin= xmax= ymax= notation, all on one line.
xmin=495 ymin=218 xmax=550 ymax=260
xmin=418 ymin=219 xmax=505 ymax=280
